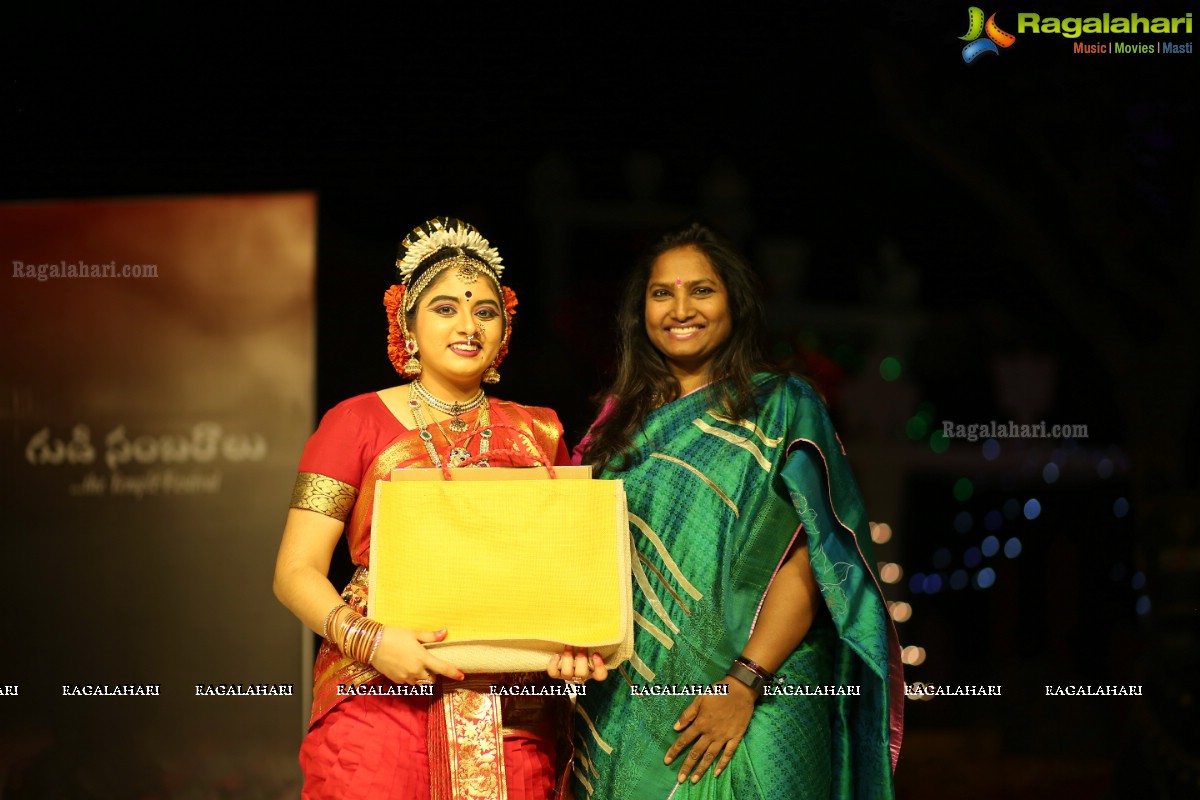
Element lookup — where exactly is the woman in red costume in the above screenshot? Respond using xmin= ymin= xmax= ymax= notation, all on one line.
xmin=274 ymin=216 xmax=604 ymax=799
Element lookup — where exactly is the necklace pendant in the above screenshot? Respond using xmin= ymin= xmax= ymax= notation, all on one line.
xmin=448 ymin=417 xmax=468 ymax=433
xmin=448 ymin=447 xmax=471 ymax=467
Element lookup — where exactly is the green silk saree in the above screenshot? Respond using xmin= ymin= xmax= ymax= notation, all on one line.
xmin=574 ymin=374 xmax=902 ymax=799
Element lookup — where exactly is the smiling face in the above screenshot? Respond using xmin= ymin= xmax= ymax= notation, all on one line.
xmin=644 ymin=245 xmax=732 ymax=392
xmin=408 ymin=269 xmax=504 ymax=397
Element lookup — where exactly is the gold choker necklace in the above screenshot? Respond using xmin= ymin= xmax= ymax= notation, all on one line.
xmin=411 ymin=380 xmax=485 ymax=433
xmin=408 ymin=383 xmax=491 ymax=468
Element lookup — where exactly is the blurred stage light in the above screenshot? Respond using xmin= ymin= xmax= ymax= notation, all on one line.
xmin=974 ymin=567 xmax=996 ymax=589
xmin=1003 ymin=537 xmax=1022 ymax=558
xmin=888 ymin=601 xmax=912 ymax=622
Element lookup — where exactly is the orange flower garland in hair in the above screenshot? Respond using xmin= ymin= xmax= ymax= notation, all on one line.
xmin=384 ymin=284 xmax=409 ymax=376
xmin=383 ymin=283 xmax=520 ymax=377
xmin=494 ymin=286 xmax=519 ymax=367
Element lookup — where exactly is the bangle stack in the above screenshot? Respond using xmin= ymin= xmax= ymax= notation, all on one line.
xmin=324 ymin=603 xmax=386 ymax=666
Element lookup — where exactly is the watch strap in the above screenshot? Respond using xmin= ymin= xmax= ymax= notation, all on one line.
xmin=725 ymin=660 xmax=764 ymax=694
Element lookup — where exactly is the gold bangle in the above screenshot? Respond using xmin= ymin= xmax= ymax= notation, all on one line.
xmin=332 ymin=606 xmax=358 ymax=654
xmin=343 ymin=615 xmax=366 ymax=661
xmin=366 ymin=626 xmax=385 ymax=665
xmin=322 ymin=603 xmax=346 ymax=641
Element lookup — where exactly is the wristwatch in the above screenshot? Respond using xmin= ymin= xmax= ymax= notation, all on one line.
xmin=725 ymin=660 xmax=764 ymax=695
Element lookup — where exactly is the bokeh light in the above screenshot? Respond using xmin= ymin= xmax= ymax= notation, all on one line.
xmin=1024 ymin=498 xmax=1042 ymax=520
xmin=888 ymin=601 xmax=912 ymax=622
xmin=879 ymin=357 xmax=902 ymax=381
xmin=981 ymin=536 xmax=999 ymax=557
xmin=964 ymin=547 xmax=982 ymax=568
xmin=1042 ymin=463 xmax=1060 ymax=484
xmin=981 ymin=438 xmax=1001 ymax=461
xmin=879 ymin=563 xmax=903 ymax=584
xmin=974 ymin=567 xmax=996 ymax=589
xmin=953 ymin=478 xmax=973 ymax=502
xmin=905 ymin=416 xmax=929 ymax=440
xmin=1113 ymin=497 xmax=1130 ymax=518
xmin=954 ymin=511 xmax=973 ymax=533
xmin=1003 ymin=537 xmax=1022 ymax=558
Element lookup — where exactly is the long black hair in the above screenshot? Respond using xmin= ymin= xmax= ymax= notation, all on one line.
xmin=580 ymin=222 xmax=776 ymax=473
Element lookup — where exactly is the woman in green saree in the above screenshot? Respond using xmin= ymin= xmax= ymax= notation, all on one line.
xmin=572 ymin=223 xmax=903 ymax=799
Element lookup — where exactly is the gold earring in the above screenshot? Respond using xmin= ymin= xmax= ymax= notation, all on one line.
xmin=483 ymin=362 xmax=500 ymax=384
xmin=404 ymin=338 xmax=422 ymax=376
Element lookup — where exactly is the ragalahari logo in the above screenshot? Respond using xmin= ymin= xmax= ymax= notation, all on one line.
xmin=960 ymin=7 xmax=1016 ymax=62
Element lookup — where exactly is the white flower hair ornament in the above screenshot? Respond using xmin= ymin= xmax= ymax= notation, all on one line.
xmin=395 ymin=217 xmax=505 ymax=283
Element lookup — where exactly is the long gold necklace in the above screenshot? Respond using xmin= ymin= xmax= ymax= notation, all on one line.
xmin=409 ymin=383 xmax=491 ymax=468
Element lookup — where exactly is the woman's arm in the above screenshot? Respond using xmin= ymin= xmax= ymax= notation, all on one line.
xmin=273 ymin=507 xmax=464 ymax=683
xmin=665 ymin=541 xmax=821 ymax=784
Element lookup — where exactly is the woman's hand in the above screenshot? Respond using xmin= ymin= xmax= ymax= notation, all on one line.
xmin=547 ymin=646 xmax=609 ymax=683
xmin=664 ymin=678 xmax=756 ymax=783
xmin=369 ymin=627 xmax=465 ymax=684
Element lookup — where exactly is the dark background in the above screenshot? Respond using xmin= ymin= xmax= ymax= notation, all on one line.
xmin=3 ymin=3 xmax=1197 ymax=798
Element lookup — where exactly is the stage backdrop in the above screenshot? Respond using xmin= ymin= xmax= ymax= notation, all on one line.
xmin=0 ymin=193 xmax=314 ymax=797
